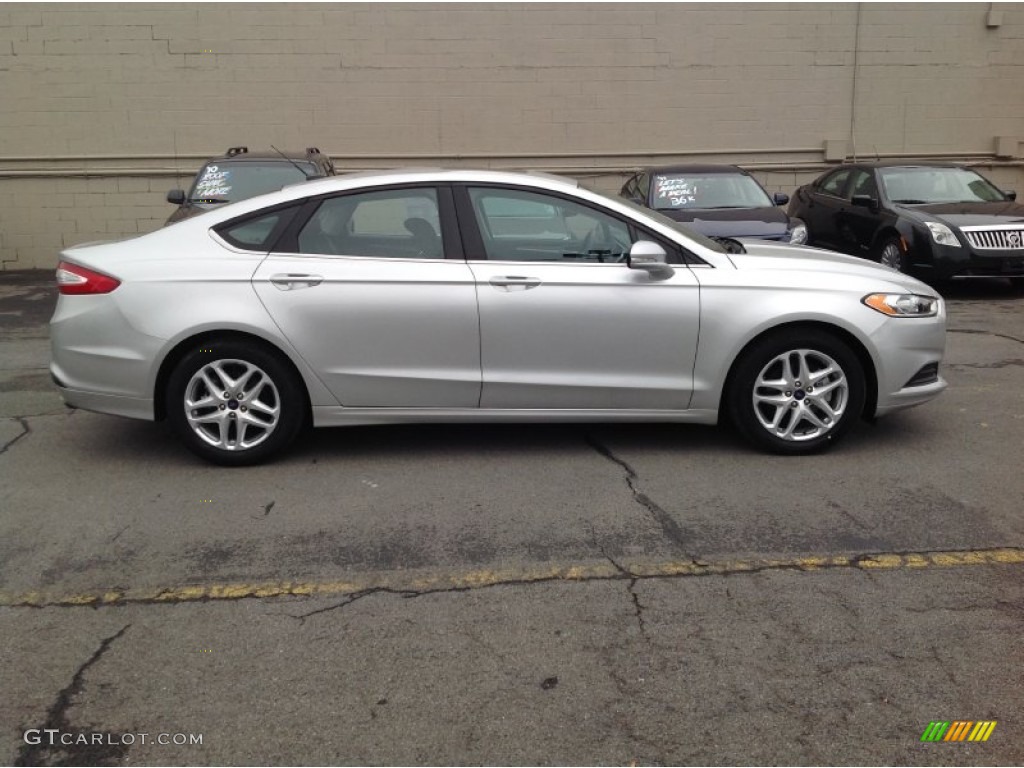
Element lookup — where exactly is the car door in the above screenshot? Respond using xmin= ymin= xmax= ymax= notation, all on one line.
xmin=800 ymin=168 xmax=854 ymax=250
xmin=841 ymin=168 xmax=885 ymax=256
xmin=454 ymin=184 xmax=701 ymax=410
xmin=250 ymin=185 xmax=481 ymax=407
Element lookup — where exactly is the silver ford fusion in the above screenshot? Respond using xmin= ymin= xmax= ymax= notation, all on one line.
xmin=50 ymin=169 xmax=947 ymax=465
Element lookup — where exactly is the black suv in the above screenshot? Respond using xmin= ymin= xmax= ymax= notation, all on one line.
xmin=165 ymin=146 xmax=335 ymax=225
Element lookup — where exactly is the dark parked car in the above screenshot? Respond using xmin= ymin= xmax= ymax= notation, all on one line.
xmin=620 ymin=165 xmax=807 ymax=244
xmin=165 ymin=146 xmax=335 ymax=225
xmin=788 ymin=162 xmax=1024 ymax=288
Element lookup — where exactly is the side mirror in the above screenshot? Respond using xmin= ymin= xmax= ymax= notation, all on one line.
xmin=773 ymin=192 xmax=790 ymax=206
xmin=851 ymin=194 xmax=878 ymax=211
xmin=1004 ymin=190 xmax=1017 ymax=201
xmin=166 ymin=189 xmax=186 ymax=205
xmin=627 ymin=241 xmax=674 ymax=279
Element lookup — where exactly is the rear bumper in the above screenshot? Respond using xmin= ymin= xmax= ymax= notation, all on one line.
xmin=54 ymin=384 xmax=154 ymax=421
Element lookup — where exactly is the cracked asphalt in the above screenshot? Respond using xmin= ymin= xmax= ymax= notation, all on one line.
xmin=1 ymin=271 xmax=1023 ymax=766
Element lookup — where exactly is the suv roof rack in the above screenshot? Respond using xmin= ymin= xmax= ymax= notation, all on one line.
xmin=305 ymin=147 xmax=321 ymax=155
xmin=226 ymin=146 xmax=249 ymax=157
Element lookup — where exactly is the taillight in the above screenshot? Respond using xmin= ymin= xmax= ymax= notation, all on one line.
xmin=56 ymin=261 xmax=121 ymax=295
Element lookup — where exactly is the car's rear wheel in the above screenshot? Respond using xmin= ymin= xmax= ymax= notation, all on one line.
xmin=166 ymin=340 xmax=306 ymax=465
xmin=728 ymin=330 xmax=866 ymax=454
xmin=1009 ymin=277 xmax=1024 ymax=294
xmin=876 ymin=236 xmax=906 ymax=272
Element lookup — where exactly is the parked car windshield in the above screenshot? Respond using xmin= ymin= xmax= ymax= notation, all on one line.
xmin=878 ymin=167 xmax=1007 ymax=205
xmin=652 ymin=173 xmax=774 ymax=210
xmin=606 ymin=189 xmax=727 ymax=254
xmin=188 ymin=160 xmax=316 ymax=203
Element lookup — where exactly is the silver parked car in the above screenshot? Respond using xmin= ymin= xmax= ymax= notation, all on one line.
xmin=51 ymin=169 xmax=947 ymax=465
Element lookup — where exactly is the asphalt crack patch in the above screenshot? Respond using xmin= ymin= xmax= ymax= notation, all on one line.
xmin=288 ymin=587 xmax=419 ymax=624
xmin=949 ymin=358 xmax=1024 ymax=370
xmin=585 ymin=434 xmax=695 ymax=555
xmin=3 ymin=547 xmax=1022 ymax=609
xmin=948 ymin=328 xmax=1024 ymax=346
xmin=1 ymin=417 xmax=30 ymax=456
xmin=596 ymin=542 xmax=648 ymax=639
xmin=16 ymin=624 xmax=131 ymax=767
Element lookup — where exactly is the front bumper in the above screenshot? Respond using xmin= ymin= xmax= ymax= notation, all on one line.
xmin=929 ymin=244 xmax=1024 ymax=280
xmin=868 ymin=301 xmax=948 ymax=417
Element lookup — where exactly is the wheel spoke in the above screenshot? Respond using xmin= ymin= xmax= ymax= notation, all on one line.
xmin=800 ymin=406 xmax=828 ymax=430
xmin=186 ymin=392 xmax=218 ymax=409
xmin=200 ymin=370 xmax=222 ymax=397
xmin=779 ymin=410 xmax=801 ymax=439
xmin=811 ymin=377 xmax=844 ymax=398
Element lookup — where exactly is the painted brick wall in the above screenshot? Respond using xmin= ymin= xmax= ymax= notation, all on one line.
xmin=1 ymin=2 xmax=1023 ymax=269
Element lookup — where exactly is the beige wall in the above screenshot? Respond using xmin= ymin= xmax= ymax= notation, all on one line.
xmin=1 ymin=2 xmax=1023 ymax=269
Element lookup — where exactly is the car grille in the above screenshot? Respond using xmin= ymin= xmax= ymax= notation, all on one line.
xmin=961 ymin=227 xmax=1024 ymax=250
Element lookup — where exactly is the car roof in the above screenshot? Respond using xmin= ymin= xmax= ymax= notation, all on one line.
xmin=283 ymin=167 xmax=582 ymax=195
xmin=208 ymin=152 xmax=322 ymax=163
xmin=641 ymin=164 xmax=748 ymax=175
xmin=174 ymin=168 xmax=583 ymax=225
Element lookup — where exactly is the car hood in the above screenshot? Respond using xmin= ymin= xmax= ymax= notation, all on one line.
xmin=894 ymin=200 xmax=1024 ymax=227
xmin=656 ymin=206 xmax=789 ymax=238
xmin=727 ymin=241 xmax=936 ymax=294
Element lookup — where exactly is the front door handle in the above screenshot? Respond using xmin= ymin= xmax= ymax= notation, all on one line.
xmin=489 ymin=276 xmax=541 ymax=291
xmin=270 ymin=273 xmax=323 ymax=290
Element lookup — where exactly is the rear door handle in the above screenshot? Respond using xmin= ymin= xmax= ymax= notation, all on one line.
xmin=489 ymin=276 xmax=541 ymax=291
xmin=270 ymin=273 xmax=323 ymax=290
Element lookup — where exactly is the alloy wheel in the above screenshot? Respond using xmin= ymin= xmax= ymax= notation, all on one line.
xmin=752 ymin=348 xmax=849 ymax=442
xmin=183 ymin=359 xmax=280 ymax=450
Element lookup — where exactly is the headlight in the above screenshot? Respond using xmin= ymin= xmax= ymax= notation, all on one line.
xmin=924 ymin=222 xmax=960 ymax=247
xmin=788 ymin=224 xmax=808 ymax=245
xmin=862 ymin=293 xmax=940 ymax=317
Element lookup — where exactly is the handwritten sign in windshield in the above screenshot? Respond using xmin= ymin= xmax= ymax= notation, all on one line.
xmin=193 ymin=165 xmax=232 ymax=198
xmin=655 ymin=176 xmax=697 ymax=208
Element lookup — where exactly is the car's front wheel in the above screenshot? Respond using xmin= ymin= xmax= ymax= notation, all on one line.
xmin=166 ymin=340 xmax=306 ymax=465
xmin=876 ymin=236 xmax=906 ymax=272
xmin=728 ymin=330 xmax=866 ymax=454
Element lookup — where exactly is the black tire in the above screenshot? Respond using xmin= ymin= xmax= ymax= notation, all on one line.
xmin=1009 ymin=277 xmax=1024 ymax=295
xmin=875 ymin=236 xmax=906 ymax=272
xmin=727 ymin=329 xmax=866 ymax=455
xmin=166 ymin=339 xmax=306 ymax=466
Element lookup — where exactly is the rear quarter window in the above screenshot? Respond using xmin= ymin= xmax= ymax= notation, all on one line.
xmin=214 ymin=205 xmax=300 ymax=251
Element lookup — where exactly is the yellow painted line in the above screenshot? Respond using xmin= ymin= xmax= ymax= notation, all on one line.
xmin=1 ymin=547 xmax=1022 ymax=609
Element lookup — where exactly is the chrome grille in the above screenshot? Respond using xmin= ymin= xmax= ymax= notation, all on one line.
xmin=961 ymin=227 xmax=1024 ymax=250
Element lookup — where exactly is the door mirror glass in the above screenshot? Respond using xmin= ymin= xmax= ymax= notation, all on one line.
xmin=772 ymin=192 xmax=789 ymax=206
xmin=1004 ymin=190 xmax=1017 ymax=201
xmin=167 ymin=189 xmax=186 ymax=205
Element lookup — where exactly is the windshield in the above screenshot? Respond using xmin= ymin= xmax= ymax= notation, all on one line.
xmin=605 ymin=189 xmax=727 ymax=253
xmin=878 ymin=167 xmax=1007 ymax=205
xmin=652 ymin=173 xmax=774 ymax=210
xmin=188 ymin=161 xmax=317 ymax=203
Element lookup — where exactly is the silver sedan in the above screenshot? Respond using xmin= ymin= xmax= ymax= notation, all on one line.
xmin=50 ymin=169 xmax=947 ymax=465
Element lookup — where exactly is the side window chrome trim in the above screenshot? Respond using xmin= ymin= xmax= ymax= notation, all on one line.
xmin=208 ymin=228 xmax=270 ymax=255
xmin=261 ymin=250 xmax=452 ymax=264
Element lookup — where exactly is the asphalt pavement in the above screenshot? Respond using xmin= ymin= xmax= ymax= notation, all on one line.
xmin=1 ymin=270 xmax=1022 ymax=766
